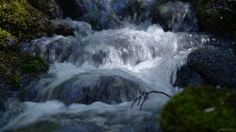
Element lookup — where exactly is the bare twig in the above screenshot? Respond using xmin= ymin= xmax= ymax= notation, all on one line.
xmin=131 ymin=91 xmax=172 ymax=110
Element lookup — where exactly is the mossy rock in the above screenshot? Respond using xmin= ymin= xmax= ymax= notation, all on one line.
xmin=160 ymin=86 xmax=236 ymax=132
xmin=193 ymin=0 xmax=236 ymax=34
xmin=0 ymin=28 xmax=10 ymax=49
xmin=0 ymin=0 xmax=72 ymax=40
xmin=0 ymin=52 xmax=48 ymax=89
xmin=26 ymin=0 xmax=51 ymax=16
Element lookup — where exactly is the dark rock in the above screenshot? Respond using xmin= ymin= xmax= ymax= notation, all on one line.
xmin=24 ymin=71 xmax=146 ymax=105
xmin=14 ymin=121 xmax=102 ymax=132
xmin=49 ymin=19 xmax=73 ymax=36
xmin=55 ymin=0 xmax=85 ymax=20
xmin=193 ymin=0 xmax=236 ymax=35
xmin=27 ymin=0 xmax=63 ymax=18
xmin=153 ymin=1 xmax=198 ymax=32
xmin=49 ymin=74 xmax=144 ymax=104
xmin=187 ymin=46 xmax=236 ymax=88
xmin=174 ymin=65 xmax=203 ymax=88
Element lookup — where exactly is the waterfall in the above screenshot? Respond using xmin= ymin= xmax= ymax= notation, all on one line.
xmin=0 ymin=1 xmax=214 ymax=132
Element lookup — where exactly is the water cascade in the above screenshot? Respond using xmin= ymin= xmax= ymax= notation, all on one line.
xmin=0 ymin=1 xmax=218 ymax=132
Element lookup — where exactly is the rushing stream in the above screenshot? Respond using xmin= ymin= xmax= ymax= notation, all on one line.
xmin=0 ymin=0 xmax=216 ymax=132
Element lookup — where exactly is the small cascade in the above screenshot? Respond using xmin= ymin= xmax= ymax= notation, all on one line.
xmin=0 ymin=1 xmax=218 ymax=132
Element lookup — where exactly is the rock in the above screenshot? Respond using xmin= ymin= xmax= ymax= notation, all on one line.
xmin=160 ymin=86 xmax=236 ymax=132
xmin=47 ymin=74 xmax=144 ymax=104
xmin=0 ymin=0 xmax=73 ymax=40
xmin=27 ymin=0 xmax=63 ymax=18
xmin=0 ymin=52 xmax=49 ymax=91
xmin=13 ymin=121 xmax=102 ymax=132
xmin=193 ymin=0 xmax=236 ymax=35
xmin=174 ymin=65 xmax=203 ymax=88
xmin=24 ymin=71 xmax=146 ymax=105
xmin=55 ymin=0 xmax=85 ymax=20
xmin=49 ymin=19 xmax=73 ymax=36
xmin=153 ymin=1 xmax=198 ymax=32
xmin=55 ymin=0 xmax=153 ymax=30
xmin=187 ymin=46 xmax=236 ymax=88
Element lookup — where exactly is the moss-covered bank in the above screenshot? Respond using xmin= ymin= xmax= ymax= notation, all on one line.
xmin=0 ymin=52 xmax=48 ymax=89
xmin=160 ymin=86 xmax=236 ymax=132
xmin=0 ymin=0 xmax=72 ymax=40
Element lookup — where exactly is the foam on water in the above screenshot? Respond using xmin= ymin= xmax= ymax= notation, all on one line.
xmin=1 ymin=21 xmax=211 ymax=131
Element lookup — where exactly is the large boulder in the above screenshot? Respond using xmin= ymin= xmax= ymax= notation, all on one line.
xmin=187 ymin=46 xmax=236 ymax=88
xmin=160 ymin=86 xmax=236 ymax=131
xmin=174 ymin=65 xmax=203 ymax=88
xmin=23 ymin=71 xmax=146 ymax=105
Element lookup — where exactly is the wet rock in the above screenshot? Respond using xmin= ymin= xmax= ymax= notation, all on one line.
xmin=14 ymin=121 xmax=102 ymax=132
xmin=24 ymin=71 xmax=146 ymax=105
xmin=49 ymin=19 xmax=73 ymax=36
xmin=153 ymin=1 xmax=198 ymax=32
xmin=55 ymin=0 xmax=85 ymax=20
xmin=174 ymin=65 xmax=203 ymax=88
xmin=49 ymin=74 xmax=144 ymax=104
xmin=187 ymin=46 xmax=236 ymax=88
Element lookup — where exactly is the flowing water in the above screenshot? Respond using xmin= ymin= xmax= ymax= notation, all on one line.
xmin=0 ymin=1 xmax=216 ymax=132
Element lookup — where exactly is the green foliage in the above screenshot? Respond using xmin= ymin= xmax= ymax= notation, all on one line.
xmin=0 ymin=28 xmax=10 ymax=49
xmin=160 ymin=86 xmax=236 ymax=132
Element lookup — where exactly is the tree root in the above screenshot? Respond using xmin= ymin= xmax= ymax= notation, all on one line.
xmin=131 ymin=91 xmax=172 ymax=110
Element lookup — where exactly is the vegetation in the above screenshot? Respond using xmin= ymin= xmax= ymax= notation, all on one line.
xmin=160 ymin=86 xmax=236 ymax=132
xmin=26 ymin=0 xmax=52 ymax=17
xmin=0 ymin=28 xmax=11 ymax=50
xmin=193 ymin=0 xmax=236 ymax=35
xmin=0 ymin=52 xmax=48 ymax=89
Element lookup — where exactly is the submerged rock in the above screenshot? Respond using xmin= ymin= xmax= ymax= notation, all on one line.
xmin=55 ymin=75 xmax=144 ymax=104
xmin=187 ymin=46 xmax=236 ymax=88
xmin=13 ymin=121 xmax=102 ymax=132
xmin=23 ymin=71 xmax=146 ymax=105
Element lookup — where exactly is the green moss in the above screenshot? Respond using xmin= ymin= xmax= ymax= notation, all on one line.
xmin=0 ymin=0 xmax=52 ymax=39
xmin=21 ymin=58 xmax=48 ymax=74
xmin=160 ymin=86 xmax=236 ymax=132
xmin=0 ymin=52 xmax=48 ymax=89
xmin=194 ymin=0 xmax=236 ymax=34
xmin=9 ymin=74 xmax=20 ymax=87
xmin=0 ymin=0 xmax=32 ymax=37
xmin=0 ymin=28 xmax=9 ymax=49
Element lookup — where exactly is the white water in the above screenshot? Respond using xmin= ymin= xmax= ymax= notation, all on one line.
xmin=0 ymin=21 xmax=211 ymax=131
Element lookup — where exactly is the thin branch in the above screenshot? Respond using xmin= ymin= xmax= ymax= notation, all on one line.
xmin=131 ymin=91 xmax=172 ymax=110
